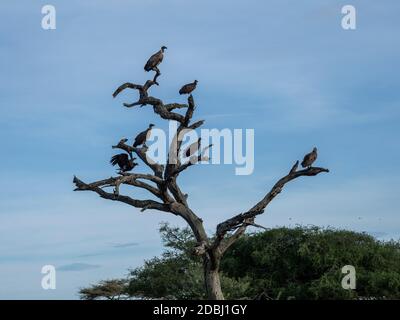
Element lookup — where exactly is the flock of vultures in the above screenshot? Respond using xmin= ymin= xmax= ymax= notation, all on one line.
xmin=110 ymin=46 xmax=319 ymax=174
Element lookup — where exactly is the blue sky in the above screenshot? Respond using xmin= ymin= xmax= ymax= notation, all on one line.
xmin=0 ymin=0 xmax=399 ymax=299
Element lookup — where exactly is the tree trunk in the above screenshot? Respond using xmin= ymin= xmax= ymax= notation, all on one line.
xmin=204 ymin=257 xmax=224 ymax=300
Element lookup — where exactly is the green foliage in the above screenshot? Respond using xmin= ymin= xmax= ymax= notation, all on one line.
xmin=79 ymin=279 xmax=128 ymax=300
xmin=221 ymin=226 xmax=400 ymax=299
xmin=80 ymin=223 xmax=400 ymax=300
xmin=128 ymin=255 xmax=205 ymax=299
xmin=125 ymin=223 xmax=251 ymax=299
xmin=127 ymin=222 xmax=204 ymax=299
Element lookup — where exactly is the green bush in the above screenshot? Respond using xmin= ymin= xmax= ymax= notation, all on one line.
xmin=80 ymin=224 xmax=400 ymax=300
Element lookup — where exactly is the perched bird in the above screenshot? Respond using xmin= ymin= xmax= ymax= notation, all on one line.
xmin=301 ymin=147 xmax=318 ymax=168
xmin=118 ymin=138 xmax=128 ymax=144
xmin=133 ymin=124 xmax=155 ymax=147
xmin=184 ymin=138 xmax=201 ymax=157
xmin=144 ymin=46 xmax=167 ymax=72
xmin=110 ymin=153 xmax=138 ymax=173
xmin=179 ymin=80 xmax=198 ymax=95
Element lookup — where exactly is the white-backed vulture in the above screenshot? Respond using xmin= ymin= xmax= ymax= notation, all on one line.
xmin=133 ymin=124 xmax=155 ymax=147
xmin=144 ymin=46 xmax=167 ymax=72
xmin=179 ymin=80 xmax=198 ymax=95
xmin=110 ymin=153 xmax=138 ymax=172
xmin=301 ymin=147 xmax=318 ymax=168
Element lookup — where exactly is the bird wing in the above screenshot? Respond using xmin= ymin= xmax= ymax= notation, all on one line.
xmin=301 ymin=153 xmax=310 ymax=167
xmin=134 ymin=130 xmax=147 ymax=147
xmin=110 ymin=154 xmax=120 ymax=166
xmin=179 ymin=83 xmax=196 ymax=94
xmin=179 ymin=84 xmax=190 ymax=94
xmin=110 ymin=154 xmax=128 ymax=166
xmin=144 ymin=51 xmax=162 ymax=71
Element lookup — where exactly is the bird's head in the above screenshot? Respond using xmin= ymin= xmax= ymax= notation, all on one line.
xmin=161 ymin=46 xmax=167 ymax=52
xmin=313 ymin=147 xmax=318 ymax=152
xmin=149 ymin=123 xmax=155 ymax=128
xmin=194 ymin=80 xmax=198 ymax=84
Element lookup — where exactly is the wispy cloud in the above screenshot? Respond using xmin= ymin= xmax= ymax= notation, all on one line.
xmin=111 ymin=242 xmax=139 ymax=249
xmin=57 ymin=263 xmax=101 ymax=272
xmin=76 ymin=253 xmax=104 ymax=258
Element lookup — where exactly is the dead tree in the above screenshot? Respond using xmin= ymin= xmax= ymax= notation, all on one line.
xmin=73 ymin=50 xmax=329 ymax=300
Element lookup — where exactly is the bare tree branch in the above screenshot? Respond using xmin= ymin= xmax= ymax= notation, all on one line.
xmin=218 ymin=224 xmax=248 ymax=253
xmin=112 ymin=83 xmax=143 ymax=98
xmin=167 ymin=177 xmax=189 ymax=206
xmin=74 ymin=174 xmax=163 ymax=200
xmin=119 ymin=172 xmax=164 ymax=184
xmin=73 ymin=176 xmax=170 ymax=212
xmin=113 ymin=80 xmax=158 ymax=108
xmin=214 ymin=163 xmax=329 ymax=251
xmin=165 ymin=103 xmax=189 ymax=111
xmin=183 ymin=94 xmax=196 ymax=126
xmin=124 ymin=96 xmax=186 ymax=123
xmin=172 ymin=154 xmax=210 ymax=176
xmin=187 ymin=120 xmax=205 ymax=130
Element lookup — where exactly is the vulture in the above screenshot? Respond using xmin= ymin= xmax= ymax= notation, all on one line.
xmin=184 ymin=138 xmax=201 ymax=157
xmin=301 ymin=147 xmax=318 ymax=168
xmin=144 ymin=46 xmax=167 ymax=72
xmin=179 ymin=80 xmax=198 ymax=95
xmin=133 ymin=124 xmax=155 ymax=147
xmin=110 ymin=153 xmax=138 ymax=173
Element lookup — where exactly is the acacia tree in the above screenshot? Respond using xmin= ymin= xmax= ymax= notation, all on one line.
xmin=73 ymin=50 xmax=329 ymax=300
xmin=79 ymin=279 xmax=128 ymax=300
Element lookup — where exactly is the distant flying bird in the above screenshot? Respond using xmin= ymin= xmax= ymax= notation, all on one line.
xmin=179 ymin=80 xmax=198 ymax=95
xmin=144 ymin=46 xmax=167 ymax=72
xmin=110 ymin=153 xmax=138 ymax=173
xmin=301 ymin=147 xmax=318 ymax=168
xmin=185 ymin=138 xmax=201 ymax=157
xmin=133 ymin=124 xmax=155 ymax=147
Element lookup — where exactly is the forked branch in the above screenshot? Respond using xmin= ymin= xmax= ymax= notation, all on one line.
xmin=73 ymin=176 xmax=170 ymax=212
xmin=214 ymin=162 xmax=329 ymax=253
